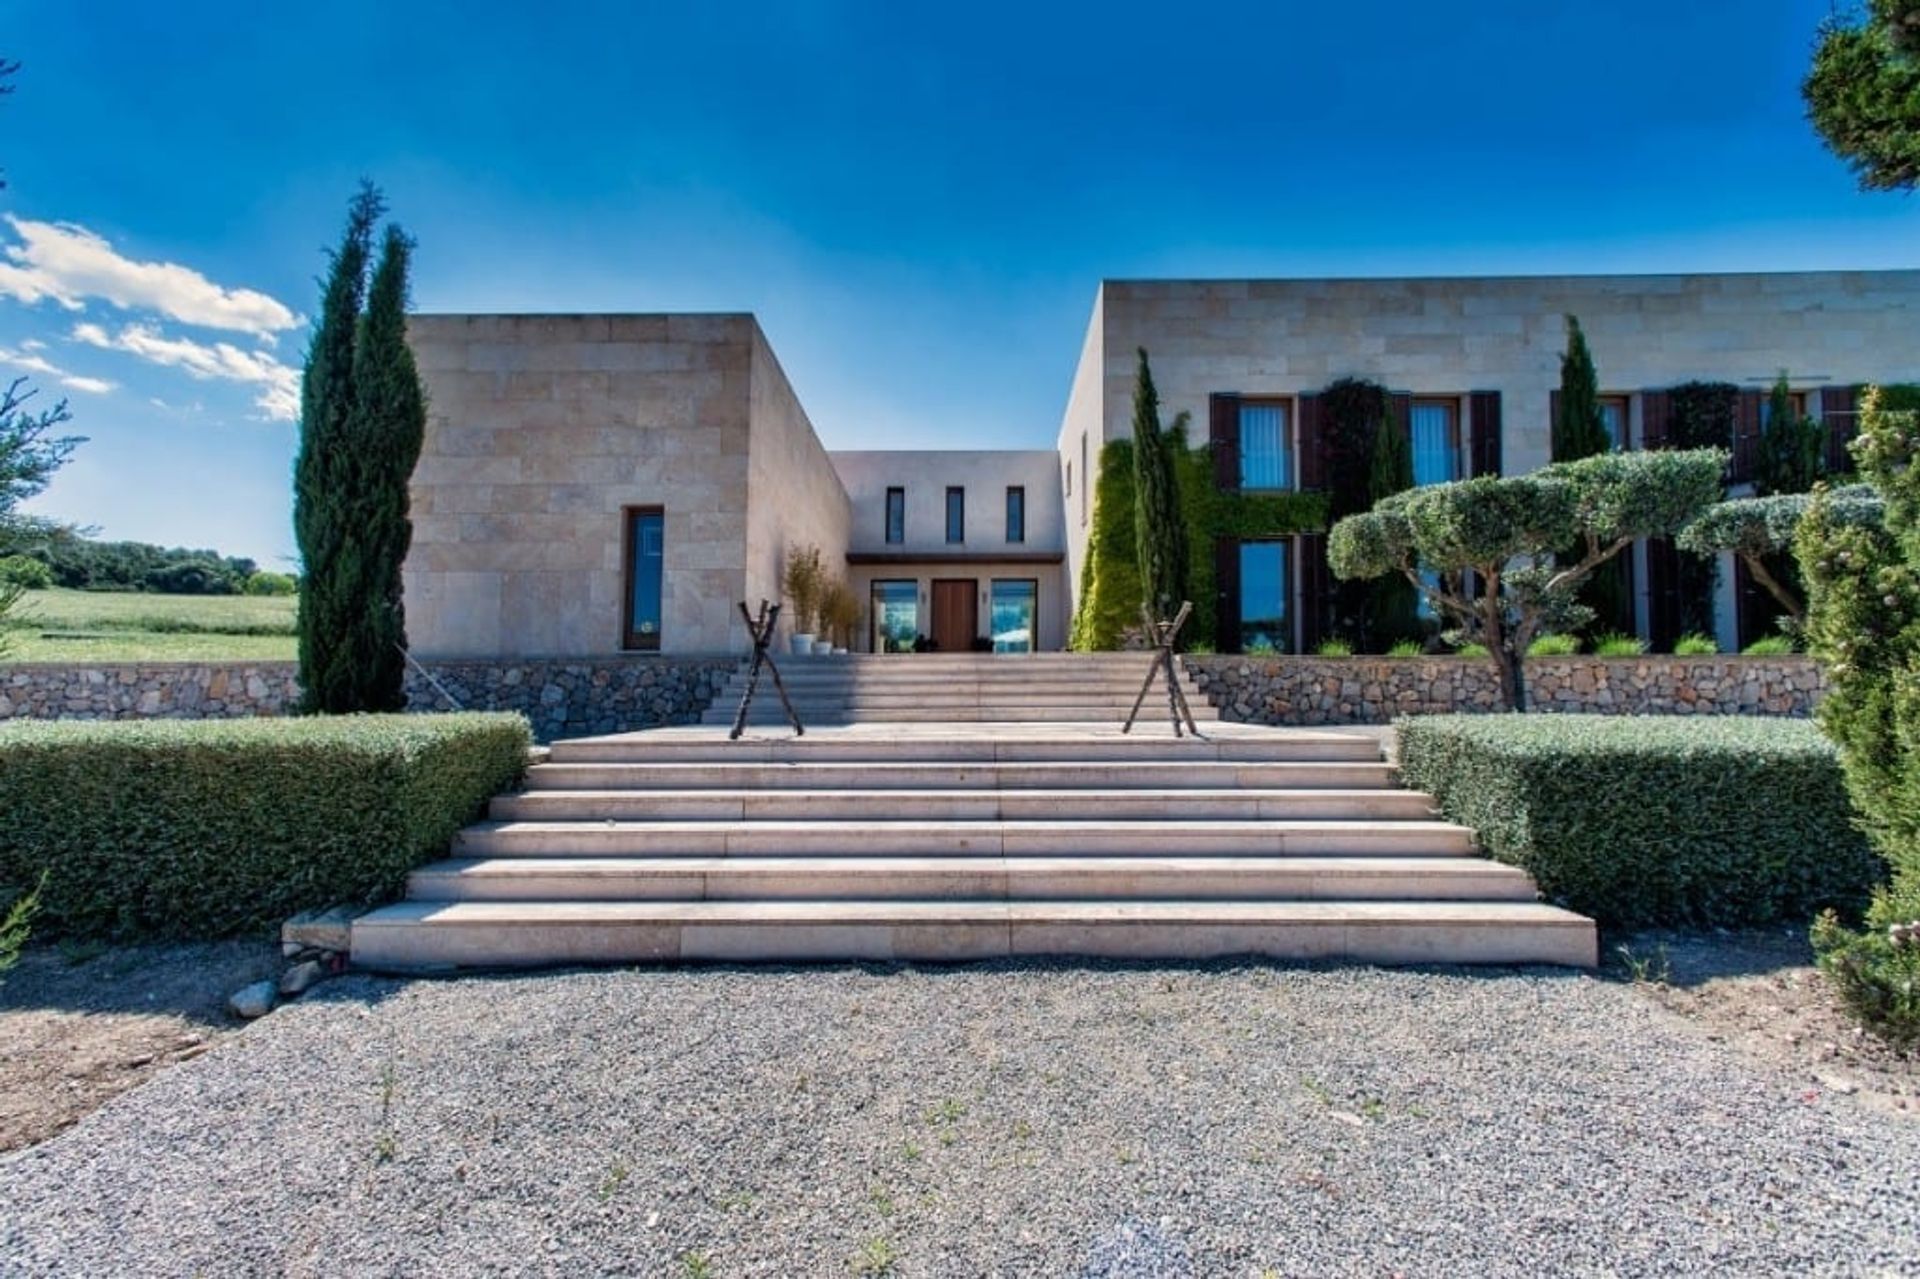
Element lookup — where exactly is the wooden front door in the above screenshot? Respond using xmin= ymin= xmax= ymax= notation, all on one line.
xmin=930 ymin=578 xmax=977 ymax=653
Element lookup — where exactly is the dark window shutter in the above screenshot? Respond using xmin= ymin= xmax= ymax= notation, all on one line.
xmin=1297 ymin=533 xmax=1329 ymax=652
xmin=1390 ymin=392 xmax=1412 ymax=443
xmin=1297 ymin=393 xmax=1322 ymax=490
xmin=1824 ymin=384 xmax=1860 ymax=474
xmin=1645 ymin=536 xmax=1679 ymax=652
xmin=1641 ymin=390 xmax=1671 ymax=451
xmin=1213 ymin=536 xmax=1240 ymax=653
xmin=1210 ymin=393 xmax=1241 ymax=491
xmin=1733 ymin=390 xmax=1763 ymax=484
xmin=1469 ymin=390 xmax=1502 ymax=477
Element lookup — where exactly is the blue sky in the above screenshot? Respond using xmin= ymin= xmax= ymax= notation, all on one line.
xmin=1 ymin=0 xmax=1913 ymax=566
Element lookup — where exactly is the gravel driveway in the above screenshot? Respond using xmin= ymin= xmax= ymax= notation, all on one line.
xmin=3 ymin=961 xmax=1915 ymax=1277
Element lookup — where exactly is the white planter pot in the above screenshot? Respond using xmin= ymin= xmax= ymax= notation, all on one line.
xmin=790 ymin=633 xmax=815 ymax=656
xmin=812 ymin=639 xmax=834 ymax=655
xmin=832 ymin=646 xmax=848 ymax=655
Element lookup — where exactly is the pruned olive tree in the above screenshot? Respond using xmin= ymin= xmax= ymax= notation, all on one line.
xmin=1678 ymin=486 xmax=1885 ymax=629
xmin=1329 ymin=449 xmax=1726 ymax=711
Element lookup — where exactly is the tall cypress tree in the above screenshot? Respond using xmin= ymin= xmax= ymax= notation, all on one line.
xmin=1756 ymin=370 xmax=1823 ymax=497
xmin=293 ymin=184 xmax=426 ymax=713
xmin=349 ymin=224 xmax=427 ymax=710
xmin=1130 ymin=348 xmax=1190 ymax=627
xmin=1552 ymin=314 xmax=1610 ymax=462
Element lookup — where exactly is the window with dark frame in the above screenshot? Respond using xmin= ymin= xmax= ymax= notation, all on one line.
xmin=1598 ymin=395 xmax=1630 ymax=451
xmin=946 ymin=486 xmax=965 ymax=543
xmin=1237 ymin=399 xmax=1292 ymax=489
xmin=622 ymin=505 xmax=665 ymax=651
xmin=1006 ymin=486 xmax=1025 ymax=543
xmin=885 ymin=486 xmax=905 ymax=544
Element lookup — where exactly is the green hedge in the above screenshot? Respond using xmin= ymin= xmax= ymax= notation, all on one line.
xmin=0 ymin=713 xmax=530 ymax=940
xmin=1398 ymin=714 xmax=1879 ymax=929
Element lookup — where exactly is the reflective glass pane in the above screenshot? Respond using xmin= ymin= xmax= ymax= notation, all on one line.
xmin=871 ymin=580 xmax=919 ymax=653
xmin=1239 ymin=403 xmax=1290 ymax=489
xmin=990 ymin=580 xmax=1036 ymax=653
xmin=628 ymin=510 xmax=664 ymax=644
xmin=1238 ymin=541 xmax=1289 ymax=652
xmin=1412 ymin=403 xmax=1457 ymax=486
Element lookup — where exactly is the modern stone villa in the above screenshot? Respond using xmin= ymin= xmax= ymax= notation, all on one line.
xmin=403 ymin=269 xmax=1920 ymax=660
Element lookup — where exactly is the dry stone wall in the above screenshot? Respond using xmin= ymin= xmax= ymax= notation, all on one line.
xmin=1184 ymin=656 xmax=1826 ymax=724
xmin=0 ymin=657 xmax=735 ymax=743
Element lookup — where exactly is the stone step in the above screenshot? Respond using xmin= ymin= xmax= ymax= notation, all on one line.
xmin=700 ymin=707 xmax=1220 ymax=725
xmin=450 ymin=818 xmax=1475 ymax=858
xmin=490 ymin=787 xmax=1437 ymax=823
xmin=350 ymin=899 xmax=1598 ymax=969
xmin=548 ymin=730 xmax=1382 ymax=764
xmin=406 ymin=855 xmax=1536 ymax=903
xmin=521 ymin=760 xmax=1400 ymax=792
xmin=706 ymin=689 xmax=1216 ymax=706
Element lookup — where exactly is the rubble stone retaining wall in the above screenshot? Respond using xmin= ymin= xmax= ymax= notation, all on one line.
xmin=1183 ymin=656 xmax=1826 ymax=724
xmin=0 ymin=657 xmax=737 ymax=743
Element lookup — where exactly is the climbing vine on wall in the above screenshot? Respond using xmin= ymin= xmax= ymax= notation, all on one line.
xmin=1070 ymin=431 xmax=1328 ymax=650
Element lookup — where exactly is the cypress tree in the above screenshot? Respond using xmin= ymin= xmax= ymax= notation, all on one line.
xmin=1756 ymin=370 xmax=1823 ymax=497
xmin=1552 ymin=314 xmax=1610 ymax=462
xmin=349 ymin=224 xmax=426 ymax=710
xmin=1129 ymin=348 xmax=1190 ymax=627
xmin=293 ymin=184 xmax=426 ymax=713
xmin=1366 ymin=398 xmax=1418 ymax=646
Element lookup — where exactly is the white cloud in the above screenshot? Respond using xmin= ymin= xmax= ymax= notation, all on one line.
xmin=0 ymin=341 xmax=117 ymax=394
xmin=72 ymin=322 xmax=295 ymax=419
xmin=0 ymin=216 xmax=299 ymax=337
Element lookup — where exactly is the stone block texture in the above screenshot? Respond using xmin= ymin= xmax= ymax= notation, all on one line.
xmin=1059 ymin=271 xmax=1920 ymax=600
xmin=1185 ymin=655 xmax=1827 ymax=724
xmin=404 ymin=313 xmax=848 ymax=657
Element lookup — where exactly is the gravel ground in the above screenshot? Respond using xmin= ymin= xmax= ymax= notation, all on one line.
xmin=2 ymin=961 xmax=1916 ymax=1278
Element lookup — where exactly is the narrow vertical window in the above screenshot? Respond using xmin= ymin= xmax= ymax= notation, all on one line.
xmin=885 ymin=486 xmax=905 ymax=544
xmin=1006 ymin=486 xmax=1025 ymax=543
xmin=623 ymin=506 xmax=664 ymax=650
xmin=946 ymin=487 xmax=965 ymax=543
xmin=1410 ymin=400 xmax=1460 ymax=486
xmin=1598 ymin=396 xmax=1629 ymax=451
xmin=1237 ymin=540 xmax=1290 ymax=653
xmin=1079 ymin=433 xmax=1089 ymax=527
xmin=1238 ymin=401 xmax=1292 ymax=489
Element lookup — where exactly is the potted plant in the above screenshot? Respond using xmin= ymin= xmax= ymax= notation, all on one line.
xmin=782 ymin=543 xmax=824 ymax=655
xmin=821 ymin=579 xmax=862 ymax=654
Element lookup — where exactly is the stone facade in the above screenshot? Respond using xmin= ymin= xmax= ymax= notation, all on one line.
xmin=1185 ymin=655 xmax=1828 ymax=724
xmin=0 ymin=658 xmax=734 ymax=743
xmin=403 ymin=313 xmax=850 ymax=658
xmin=1060 ymin=271 xmax=1920 ymax=645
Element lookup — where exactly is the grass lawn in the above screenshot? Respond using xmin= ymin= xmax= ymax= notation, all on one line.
xmin=1 ymin=588 xmax=297 ymax=663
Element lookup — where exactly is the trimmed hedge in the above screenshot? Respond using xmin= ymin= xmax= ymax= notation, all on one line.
xmin=0 ymin=713 xmax=530 ymax=940
xmin=1398 ymin=715 xmax=1879 ymax=929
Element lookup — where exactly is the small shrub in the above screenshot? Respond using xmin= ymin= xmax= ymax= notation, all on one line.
xmin=0 ymin=555 xmax=52 ymax=590
xmin=1386 ymin=639 xmax=1423 ymax=658
xmin=1592 ymin=632 xmax=1647 ymax=657
xmin=1314 ymin=638 xmax=1354 ymax=658
xmin=1743 ymin=635 xmax=1797 ymax=656
xmin=1673 ymin=632 xmax=1719 ymax=656
xmin=1397 ymin=715 xmax=1880 ymax=928
xmin=1455 ymin=642 xmax=1490 ymax=658
xmin=0 ymin=714 xmax=530 ymax=940
xmin=1184 ymin=640 xmax=1215 ymax=655
xmin=0 ymin=873 xmax=42 ymax=983
xmin=781 ymin=543 xmax=826 ymax=635
xmin=1526 ymin=633 xmax=1580 ymax=657
xmin=243 ymin=570 xmax=298 ymax=597
xmin=1812 ymin=883 xmax=1920 ymax=1050
xmin=1246 ymin=637 xmax=1279 ymax=657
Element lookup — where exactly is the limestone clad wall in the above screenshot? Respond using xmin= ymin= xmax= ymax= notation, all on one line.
xmin=1060 ymin=270 xmax=1920 ymax=607
xmin=833 ymin=449 xmax=1064 ymax=557
xmin=744 ymin=326 xmax=853 ymax=643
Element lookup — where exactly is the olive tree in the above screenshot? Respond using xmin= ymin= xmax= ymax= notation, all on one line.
xmin=1329 ymin=449 xmax=1726 ymax=711
xmin=1679 ymin=486 xmax=1884 ymax=628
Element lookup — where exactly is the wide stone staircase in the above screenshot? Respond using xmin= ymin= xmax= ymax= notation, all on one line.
xmin=351 ymin=655 xmax=1595 ymax=969
xmin=697 ymin=651 xmax=1219 ymax=726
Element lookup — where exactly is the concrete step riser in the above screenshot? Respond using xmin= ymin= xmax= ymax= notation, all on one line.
xmin=408 ymin=857 xmax=1535 ymax=904
xmin=489 ymin=790 xmax=1436 ymax=822
xmin=350 ymin=906 xmax=1598 ymax=969
xmin=522 ymin=762 xmax=1399 ymax=791
xmin=452 ymin=823 xmax=1476 ymax=858
xmin=547 ymin=740 xmax=1382 ymax=765
xmin=701 ymin=711 xmax=1220 ymax=726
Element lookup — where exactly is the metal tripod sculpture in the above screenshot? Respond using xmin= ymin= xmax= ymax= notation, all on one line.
xmin=1121 ymin=600 xmax=1202 ymax=737
xmin=729 ymin=599 xmax=805 ymax=740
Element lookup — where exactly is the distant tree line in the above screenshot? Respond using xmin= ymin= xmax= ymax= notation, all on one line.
xmin=5 ymin=534 xmax=294 ymax=595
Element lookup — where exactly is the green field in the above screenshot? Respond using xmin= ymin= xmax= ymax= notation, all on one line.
xmin=1 ymin=588 xmax=298 ymax=662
